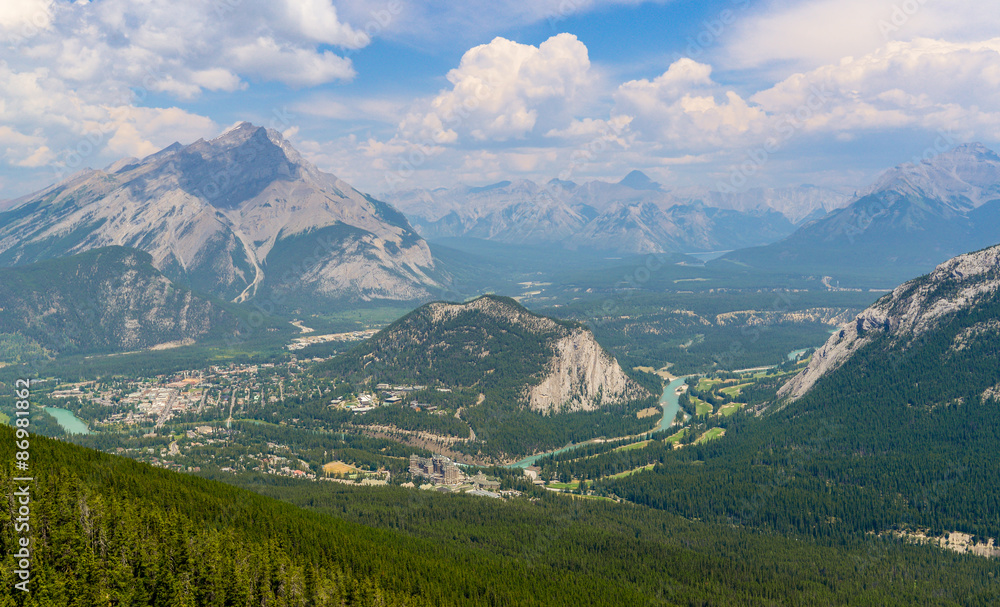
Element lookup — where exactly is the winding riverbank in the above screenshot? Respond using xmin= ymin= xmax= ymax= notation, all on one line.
xmin=510 ymin=376 xmax=688 ymax=468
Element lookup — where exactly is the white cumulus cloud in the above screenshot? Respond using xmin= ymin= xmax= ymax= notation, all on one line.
xmin=613 ymin=58 xmax=768 ymax=150
xmin=398 ymin=33 xmax=596 ymax=144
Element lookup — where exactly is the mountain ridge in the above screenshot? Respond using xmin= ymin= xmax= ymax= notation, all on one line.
xmin=717 ymin=143 xmax=1000 ymax=285
xmin=0 ymin=246 xmax=249 ymax=356
xmin=0 ymin=122 xmax=441 ymax=307
xmin=385 ymin=177 xmax=837 ymax=254
xmin=780 ymin=242 xmax=1000 ymax=400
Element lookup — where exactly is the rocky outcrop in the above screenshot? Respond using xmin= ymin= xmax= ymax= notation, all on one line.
xmin=528 ymin=328 xmax=648 ymax=413
xmin=714 ymin=308 xmax=857 ymax=327
xmin=780 ymin=244 xmax=1000 ymax=400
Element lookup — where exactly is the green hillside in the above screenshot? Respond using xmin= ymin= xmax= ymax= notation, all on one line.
xmin=589 ymin=249 xmax=1000 ymax=541
xmin=318 ymin=295 xmax=660 ymax=458
xmin=0 ymin=425 xmax=660 ymax=606
xmin=5 ymin=426 xmax=1000 ymax=605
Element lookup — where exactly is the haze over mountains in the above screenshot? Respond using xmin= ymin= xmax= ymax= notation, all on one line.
xmin=385 ymin=173 xmax=849 ymax=255
xmin=1 ymin=119 xmax=997 ymax=317
xmin=0 ymin=122 xmax=441 ymax=306
xmin=719 ymin=143 xmax=1000 ymax=283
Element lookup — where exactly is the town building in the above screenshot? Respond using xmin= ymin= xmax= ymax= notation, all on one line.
xmin=409 ymin=454 xmax=464 ymax=484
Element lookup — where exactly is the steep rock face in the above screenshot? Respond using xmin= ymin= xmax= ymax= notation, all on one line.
xmin=528 ymin=328 xmax=646 ymax=413
xmin=0 ymin=123 xmax=439 ymax=304
xmin=780 ymin=243 xmax=1000 ymax=399
xmin=0 ymin=247 xmax=241 ymax=355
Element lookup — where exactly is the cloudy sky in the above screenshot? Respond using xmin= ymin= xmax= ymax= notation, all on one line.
xmin=1 ymin=0 xmax=998 ymax=199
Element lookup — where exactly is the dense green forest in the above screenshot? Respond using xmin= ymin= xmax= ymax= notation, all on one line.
xmin=535 ymin=290 xmax=871 ymax=373
xmin=5 ymin=426 xmax=1000 ymax=606
xmin=224 ymin=472 xmax=1000 ymax=606
xmin=590 ymin=285 xmax=1000 ymax=540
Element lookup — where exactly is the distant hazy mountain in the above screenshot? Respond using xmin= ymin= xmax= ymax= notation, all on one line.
xmin=0 ymin=122 xmax=440 ymax=306
xmin=385 ymin=171 xmax=846 ymax=254
xmin=617 ymin=169 xmax=664 ymax=191
xmin=680 ymin=184 xmax=850 ymax=225
xmin=0 ymin=247 xmax=246 ymax=356
xmin=571 ymin=201 xmax=796 ymax=254
xmin=390 ymin=179 xmax=589 ymax=243
xmin=718 ymin=143 xmax=1000 ymax=284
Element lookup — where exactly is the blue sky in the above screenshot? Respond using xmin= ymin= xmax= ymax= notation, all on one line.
xmin=1 ymin=0 xmax=998 ymax=199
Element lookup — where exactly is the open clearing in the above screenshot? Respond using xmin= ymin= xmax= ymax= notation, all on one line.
xmin=695 ymin=427 xmax=726 ymax=444
xmin=666 ymin=428 xmax=688 ymax=444
xmin=716 ymin=403 xmax=744 ymax=417
xmin=608 ymin=464 xmax=655 ymax=479
xmin=549 ymin=481 xmax=580 ymax=490
xmin=719 ymin=383 xmax=751 ymax=398
xmin=616 ymin=440 xmax=651 ymax=452
xmin=322 ymin=461 xmax=358 ymax=475
xmin=692 ymin=397 xmax=713 ymax=416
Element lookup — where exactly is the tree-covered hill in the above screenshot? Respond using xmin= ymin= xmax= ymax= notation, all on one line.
xmin=319 ymin=295 xmax=661 ymax=457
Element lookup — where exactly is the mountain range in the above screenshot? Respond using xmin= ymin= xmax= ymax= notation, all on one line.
xmin=0 ymin=122 xmax=441 ymax=307
xmin=717 ymin=143 xmax=1000 ymax=284
xmin=384 ymin=174 xmax=849 ymax=255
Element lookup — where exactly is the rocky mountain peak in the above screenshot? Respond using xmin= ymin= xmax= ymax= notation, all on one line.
xmin=0 ymin=123 xmax=439 ymax=306
xmin=618 ymin=170 xmax=663 ymax=191
xmin=859 ymin=142 xmax=1000 ymax=209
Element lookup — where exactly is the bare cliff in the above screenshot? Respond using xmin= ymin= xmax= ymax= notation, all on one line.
xmin=527 ymin=327 xmax=647 ymax=413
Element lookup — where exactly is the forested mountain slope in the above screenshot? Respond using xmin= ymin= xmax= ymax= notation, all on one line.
xmin=0 ymin=247 xmax=249 ymax=357
xmin=593 ymin=243 xmax=1000 ymax=542
xmin=0 ymin=425 xmax=656 ymax=606
xmin=5 ymin=425 xmax=1000 ymax=606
